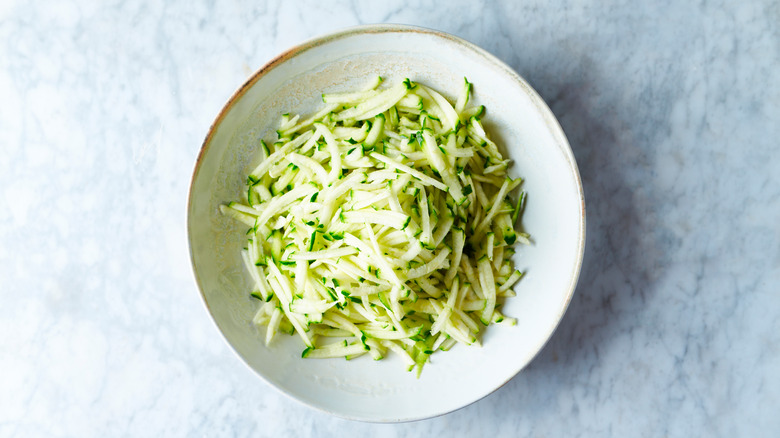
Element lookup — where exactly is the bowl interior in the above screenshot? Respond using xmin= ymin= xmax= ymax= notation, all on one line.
xmin=188 ymin=25 xmax=584 ymax=422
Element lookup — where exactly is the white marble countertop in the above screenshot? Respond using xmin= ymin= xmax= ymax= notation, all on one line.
xmin=2 ymin=0 xmax=778 ymax=436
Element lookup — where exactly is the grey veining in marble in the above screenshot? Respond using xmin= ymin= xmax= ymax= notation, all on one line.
xmin=1 ymin=0 xmax=778 ymax=436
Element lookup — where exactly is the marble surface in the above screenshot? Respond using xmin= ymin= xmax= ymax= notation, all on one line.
xmin=1 ymin=0 xmax=778 ymax=436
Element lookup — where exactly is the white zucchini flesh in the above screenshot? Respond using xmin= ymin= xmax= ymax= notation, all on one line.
xmin=222 ymin=77 xmax=529 ymax=376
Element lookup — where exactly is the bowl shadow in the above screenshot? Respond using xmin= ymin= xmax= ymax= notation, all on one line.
xmin=451 ymin=58 xmax=662 ymax=418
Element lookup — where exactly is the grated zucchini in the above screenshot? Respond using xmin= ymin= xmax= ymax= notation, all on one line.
xmin=222 ymin=77 xmax=529 ymax=376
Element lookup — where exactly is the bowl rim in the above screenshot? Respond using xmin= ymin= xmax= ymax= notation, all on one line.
xmin=187 ymin=23 xmax=586 ymax=422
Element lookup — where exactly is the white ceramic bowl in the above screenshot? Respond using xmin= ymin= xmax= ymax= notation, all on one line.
xmin=188 ymin=24 xmax=585 ymax=422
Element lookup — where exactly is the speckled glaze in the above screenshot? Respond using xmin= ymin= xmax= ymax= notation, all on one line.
xmin=187 ymin=24 xmax=584 ymax=422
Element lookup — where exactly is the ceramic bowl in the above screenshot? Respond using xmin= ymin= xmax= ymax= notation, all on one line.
xmin=187 ymin=24 xmax=585 ymax=422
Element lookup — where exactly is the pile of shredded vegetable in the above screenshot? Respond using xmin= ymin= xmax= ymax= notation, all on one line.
xmin=221 ymin=77 xmax=528 ymax=375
